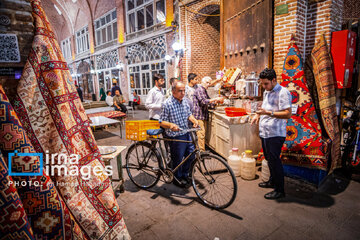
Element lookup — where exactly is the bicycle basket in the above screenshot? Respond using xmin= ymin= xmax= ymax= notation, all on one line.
xmin=125 ymin=120 xmax=160 ymax=141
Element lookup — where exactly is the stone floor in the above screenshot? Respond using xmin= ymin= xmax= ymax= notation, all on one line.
xmin=94 ymin=109 xmax=360 ymax=240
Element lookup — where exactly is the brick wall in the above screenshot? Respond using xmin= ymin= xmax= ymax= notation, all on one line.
xmin=180 ymin=0 xmax=220 ymax=83
xmin=343 ymin=0 xmax=360 ymax=23
xmin=273 ymin=0 xmax=344 ymax=81
xmin=189 ymin=8 xmax=220 ymax=81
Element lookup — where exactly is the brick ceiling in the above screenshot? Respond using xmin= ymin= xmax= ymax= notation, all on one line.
xmin=41 ymin=0 xmax=115 ymax=41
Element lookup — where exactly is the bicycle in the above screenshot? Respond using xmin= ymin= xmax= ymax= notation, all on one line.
xmin=341 ymin=105 xmax=360 ymax=169
xmin=125 ymin=127 xmax=238 ymax=209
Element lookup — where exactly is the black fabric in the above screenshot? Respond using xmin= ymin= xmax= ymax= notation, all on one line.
xmin=114 ymin=103 xmax=127 ymax=113
xmin=261 ymin=137 xmax=286 ymax=193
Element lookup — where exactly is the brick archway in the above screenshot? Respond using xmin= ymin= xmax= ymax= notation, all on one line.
xmin=180 ymin=1 xmax=220 ymax=81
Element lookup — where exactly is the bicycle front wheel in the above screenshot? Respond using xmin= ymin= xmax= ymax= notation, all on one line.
xmin=125 ymin=141 xmax=161 ymax=189
xmin=191 ymin=153 xmax=237 ymax=209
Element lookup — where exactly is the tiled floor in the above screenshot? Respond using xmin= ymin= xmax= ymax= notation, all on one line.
xmin=94 ymin=110 xmax=360 ymax=240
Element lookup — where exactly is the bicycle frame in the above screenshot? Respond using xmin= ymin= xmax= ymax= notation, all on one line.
xmin=147 ymin=131 xmax=201 ymax=177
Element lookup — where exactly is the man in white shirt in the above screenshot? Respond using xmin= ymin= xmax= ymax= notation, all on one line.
xmin=145 ymin=73 xmax=165 ymax=120
xmin=105 ymin=91 xmax=113 ymax=107
xmin=251 ymin=68 xmax=292 ymax=200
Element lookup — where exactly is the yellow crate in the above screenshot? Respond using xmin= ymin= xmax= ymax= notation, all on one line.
xmin=125 ymin=120 xmax=160 ymax=141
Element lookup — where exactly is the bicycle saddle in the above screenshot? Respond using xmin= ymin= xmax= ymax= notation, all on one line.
xmin=146 ymin=128 xmax=163 ymax=136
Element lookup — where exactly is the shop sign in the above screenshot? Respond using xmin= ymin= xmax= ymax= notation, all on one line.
xmin=276 ymin=4 xmax=288 ymax=15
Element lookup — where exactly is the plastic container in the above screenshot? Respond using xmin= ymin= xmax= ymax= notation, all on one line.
xmin=224 ymin=107 xmax=247 ymax=117
xmin=228 ymin=148 xmax=242 ymax=177
xmin=240 ymin=150 xmax=256 ymax=180
xmin=125 ymin=120 xmax=160 ymax=141
xmin=261 ymin=159 xmax=270 ymax=182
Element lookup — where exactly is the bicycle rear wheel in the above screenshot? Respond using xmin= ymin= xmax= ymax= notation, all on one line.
xmin=191 ymin=153 xmax=237 ymax=209
xmin=125 ymin=141 xmax=161 ymax=189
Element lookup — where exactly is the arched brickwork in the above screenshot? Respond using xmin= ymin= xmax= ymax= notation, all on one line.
xmin=180 ymin=0 xmax=220 ymax=82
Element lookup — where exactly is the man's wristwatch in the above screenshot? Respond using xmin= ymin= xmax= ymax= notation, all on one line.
xmin=271 ymin=110 xmax=274 ymax=117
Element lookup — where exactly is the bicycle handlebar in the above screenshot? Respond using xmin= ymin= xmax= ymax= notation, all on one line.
xmin=178 ymin=127 xmax=201 ymax=133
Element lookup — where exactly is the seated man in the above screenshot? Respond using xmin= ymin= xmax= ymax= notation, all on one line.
xmin=105 ymin=91 xmax=113 ymax=107
xmin=159 ymin=81 xmax=199 ymax=187
xmin=129 ymin=91 xmax=140 ymax=109
xmin=113 ymin=90 xmax=127 ymax=113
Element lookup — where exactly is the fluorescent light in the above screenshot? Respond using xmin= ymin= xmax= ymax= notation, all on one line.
xmin=54 ymin=4 xmax=62 ymax=15
xmin=172 ymin=42 xmax=182 ymax=51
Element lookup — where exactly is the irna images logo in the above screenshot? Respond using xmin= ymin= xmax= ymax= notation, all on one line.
xmin=8 ymin=150 xmax=43 ymax=176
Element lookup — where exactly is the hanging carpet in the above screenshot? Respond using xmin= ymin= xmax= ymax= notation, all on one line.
xmin=310 ymin=34 xmax=341 ymax=172
xmin=3 ymin=0 xmax=131 ymax=239
xmin=280 ymin=35 xmax=330 ymax=170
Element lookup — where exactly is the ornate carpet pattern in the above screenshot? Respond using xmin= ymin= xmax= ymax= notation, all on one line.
xmin=310 ymin=34 xmax=341 ymax=171
xmin=3 ymin=0 xmax=130 ymax=239
xmin=0 ymin=86 xmax=86 ymax=239
xmin=280 ymin=35 xmax=330 ymax=170
xmin=0 ymin=151 xmax=34 ymax=240
xmin=87 ymin=111 xmax=126 ymax=119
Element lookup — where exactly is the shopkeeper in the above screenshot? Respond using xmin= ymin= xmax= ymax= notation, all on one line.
xmin=251 ymin=68 xmax=292 ymax=200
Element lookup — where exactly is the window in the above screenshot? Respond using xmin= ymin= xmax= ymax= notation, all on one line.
xmin=94 ymin=9 xmax=118 ymax=46
xmin=156 ymin=0 xmax=165 ymax=23
xmin=61 ymin=38 xmax=71 ymax=60
xmin=75 ymin=26 xmax=89 ymax=54
xmin=126 ymin=0 xmax=165 ymax=34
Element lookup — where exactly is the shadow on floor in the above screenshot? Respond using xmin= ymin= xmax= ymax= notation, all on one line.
xmin=275 ymin=168 xmax=355 ymax=207
xmin=124 ymin=178 xmax=244 ymax=220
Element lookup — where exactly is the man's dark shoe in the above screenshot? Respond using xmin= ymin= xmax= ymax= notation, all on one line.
xmin=173 ymin=179 xmax=187 ymax=188
xmin=264 ymin=190 xmax=285 ymax=200
xmin=258 ymin=181 xmax=275 ymax=188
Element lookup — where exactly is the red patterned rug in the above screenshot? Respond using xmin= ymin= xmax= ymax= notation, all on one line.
xmin=311 ymin=34 xmax=341 ymax=171
xmin=0 ymin=86 xmax=87 ymax=239
xmin=279 ymin=35 xmax=330 ymax=170
xmin=88 ymin=111 xmax=126 ymax=119
xmin=4 ymin=0 xmax=131 ymax=239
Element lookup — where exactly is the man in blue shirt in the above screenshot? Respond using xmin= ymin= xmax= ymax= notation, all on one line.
xmin=159 ymin=81 xmax=199 ymax=187
xmin=111 ymin=82 xmax=122 ymax=97
xmin=251 ymin=68 xmax=292 ymax=200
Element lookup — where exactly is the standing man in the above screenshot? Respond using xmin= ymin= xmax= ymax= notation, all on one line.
xmin=111 ymin=82 xmax=122 ymax=97
xmin=113 ymin=90 xmax=127 ymax=113
xmin=185 ymin=73 xmax=199 ymax=111
xmin=160 ymin=81 xmax=199 ymax=187
xmin=145 ymin=74 xmax=165 ymax=120
xmin=251 ymin=68 xmax=292 ymax=200
xmin=165 ymin=77 xmax=178 ymax=99
xmin=193 ymin=76 xmax=224 ymax=151
xmin=76 ymin=85 xmax=83 ymax=102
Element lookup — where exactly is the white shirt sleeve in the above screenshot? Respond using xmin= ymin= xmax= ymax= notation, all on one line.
xmin=145 ymin=89 xmax=163 ymax=110
xmin=279 ymin=89 xmax=292 ymax=110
